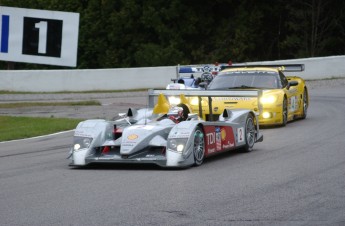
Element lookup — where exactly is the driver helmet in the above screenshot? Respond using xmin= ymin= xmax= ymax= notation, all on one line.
xmin=167 ymin=106 xmax=184 ymax=122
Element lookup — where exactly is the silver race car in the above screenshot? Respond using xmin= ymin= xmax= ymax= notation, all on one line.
xmin=68 ymin=89 xmax=263 ymax=168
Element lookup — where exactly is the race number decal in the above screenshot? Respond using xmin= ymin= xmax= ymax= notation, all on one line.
xmin=237 ymin=127 xmax=245 ymax=143
xmin=289 ymin=96 xmax=297 ymax=112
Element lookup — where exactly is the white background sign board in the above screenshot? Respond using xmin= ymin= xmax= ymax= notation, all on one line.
xmin=0 ymin=6 xmax=79 ymax=67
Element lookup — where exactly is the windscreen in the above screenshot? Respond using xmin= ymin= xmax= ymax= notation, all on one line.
xmin=208 ymin=70 xmax=280 ymax=89
xmin=182 ymin=78 xmax=195 ymax=87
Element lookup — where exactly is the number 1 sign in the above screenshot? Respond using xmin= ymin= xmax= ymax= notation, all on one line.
xmin=0 ymin=6 xmax=79 ymax=67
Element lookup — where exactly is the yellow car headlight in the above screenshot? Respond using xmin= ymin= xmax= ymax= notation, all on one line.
xmin=168 ymin=96 xmax=181 ymax=105
xmin=190 ymin=97 xmax=199 ymax=106
xmin=190 ymin=97 xmax=209 ymax=106
xmin=262 ymin=112 xmax=272 ymax=119
xmin=260 ymin=95 xmax=277 ymax=104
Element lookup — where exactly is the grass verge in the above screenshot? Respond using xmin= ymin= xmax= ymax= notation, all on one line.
xmin=0 ymin=116 xmax=83 ymax=142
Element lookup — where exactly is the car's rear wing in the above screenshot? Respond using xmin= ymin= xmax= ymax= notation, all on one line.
xmin=220 ymin=64 xmax=305 ymax=72
xmin=148 ymin=89 xmax=263 ymax=120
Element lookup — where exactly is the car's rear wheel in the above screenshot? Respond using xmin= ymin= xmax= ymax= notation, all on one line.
xmin=301 ymin=89 xmax=308 ymax=119
xmin=193 ymin=126 xmax=205 ymax=166
xmin=241 ymin=114 xmax=256 ymax=152
xmin=281 ymin=97 xmax=288 ymax=127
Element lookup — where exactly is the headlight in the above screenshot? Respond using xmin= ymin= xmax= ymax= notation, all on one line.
xmin=262 ymin=112 xmax=272 ymax=119
xmin=190 ymin=97 xmax=199 ymax=106
xmin=74 ymin=143 xmax=81 ymax=150
xmin=177 ymin=144 xmax=185 ymax=152
xmin=73 ymin=136 xmax=93 ymax=151
xmin=168 ymin=96 xmax=181 ymax=105
xmin=190 ymin=97 xmax=208 ymax=106
xmin=260 ymin=95 xmax=277 ymax=104
xmin=168 ymin=138 xmax=188 ymax=153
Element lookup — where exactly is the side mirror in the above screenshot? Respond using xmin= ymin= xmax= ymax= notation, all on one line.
xmin=287 ymin=80 xmax=298 ymax=89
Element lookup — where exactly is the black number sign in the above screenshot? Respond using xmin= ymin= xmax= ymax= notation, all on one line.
xmin=22 ymin=17 xmax=63 ymax=57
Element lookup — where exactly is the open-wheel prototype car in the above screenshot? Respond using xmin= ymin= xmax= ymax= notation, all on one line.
xmin=68 ymin=89 xmax=263 ymax=168
xmin=194 ymin=64 xmax=309 ymax=126
xmin=166 ymin=64 xmax=228 ymax=90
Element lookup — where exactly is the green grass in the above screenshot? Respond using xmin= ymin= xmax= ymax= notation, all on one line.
xmin=0 ymin=100 xmax=100 ymax=141
xmin=0 ymin=116 xmax=83 ymax=142
xmin=0 ymin=100 xmax=101 ymax=108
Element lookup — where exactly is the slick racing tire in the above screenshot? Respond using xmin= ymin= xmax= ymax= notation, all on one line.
xmin=241 ymin=114 xmax=256 ymax=152
xmin=193 ymin=126 xmax=205 ymax=166
xmin=301 ymin=89 xmax=308 ymax=119
xmin=280 ymin=97 xmax=288 ymax=127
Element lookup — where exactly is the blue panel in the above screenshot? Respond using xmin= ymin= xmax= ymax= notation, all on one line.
xmin=1 ymin=15 xmax=10 ymax=53
xmin=179 ymin=67 xmax=194 ymax=73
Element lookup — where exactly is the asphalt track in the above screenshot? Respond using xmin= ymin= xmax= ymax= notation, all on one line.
xmin=0 ymin=80 xmax=345 ymax=226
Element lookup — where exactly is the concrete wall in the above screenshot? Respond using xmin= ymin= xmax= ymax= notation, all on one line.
xmin=247 ymin=55 xmax=345 ymax=79
xmin=1 ymin=55 xmax=344 ymax=92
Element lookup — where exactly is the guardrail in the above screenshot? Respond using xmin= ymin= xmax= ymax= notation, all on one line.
xmin=0 ymin=55 xmax=344 ymax=92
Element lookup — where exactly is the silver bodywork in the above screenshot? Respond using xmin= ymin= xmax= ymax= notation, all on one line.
xmin=68 ymin=90 xmax=263 ymax=168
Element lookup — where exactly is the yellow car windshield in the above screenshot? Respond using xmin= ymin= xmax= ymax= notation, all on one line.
xmin=208 ymin=71 xmax=280 ymax=89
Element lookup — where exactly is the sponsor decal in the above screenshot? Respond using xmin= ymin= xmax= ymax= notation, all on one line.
xmin=204 ymin=125 xmax=235 ymax=155
xmin=213 ymin=97 xmax=252 ymax=101
xmin=127 ymin=134 xmax=138 ymax=140
xmin=122 ymin=143 xmax=135 ymax=147
xmin=222 ymin=142 xmax=235 ymax=149
xmin=215 ymin=126 xmax=221 ymax=151
xmin=206 ymin=132 xmax=215 ymax=145
xmin=74 ymin=131 xmax=93 ymax=138
xmin=221 ymin=128 xmax=226 ymax=140
xmin=208 ymin=148 xmax=216 ymax=154
xmin=169 ymin=130 xmax=191 ymax=139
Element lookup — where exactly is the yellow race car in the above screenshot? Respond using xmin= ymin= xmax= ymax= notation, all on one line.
xmin=187 ymin=64 xmax=309 ymax=126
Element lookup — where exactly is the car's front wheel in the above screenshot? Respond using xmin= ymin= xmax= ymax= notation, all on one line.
xmin=193 ymin=126 xmax=205 ymax=166
xmin=281 ymin=97 xmax=288 ymax=127
xmin=301 ymin=89 xmax=308 ymax=119
xmin=241 ymin=114 xmax=256 ymax=152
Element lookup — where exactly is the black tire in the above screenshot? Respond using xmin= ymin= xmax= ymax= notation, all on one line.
xmin=281 ymin=97 xmax=288 ymax=127
xmin=301 ymin=89 xmax=308 ymax=119
xmin=193 ymin=126 xmax=205 ymax=166
xmin=241 ymin=114 xmax=256 ymax=152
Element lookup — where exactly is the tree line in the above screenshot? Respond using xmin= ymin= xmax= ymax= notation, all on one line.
xmin=1 ymin=0 xmax=345 ymax=69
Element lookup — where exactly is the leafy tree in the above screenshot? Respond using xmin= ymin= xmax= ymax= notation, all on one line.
xmin=281 ymin=0 xmax=345 ymax=58
xmin=0 ymin=0 xmax=344 ymax=69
